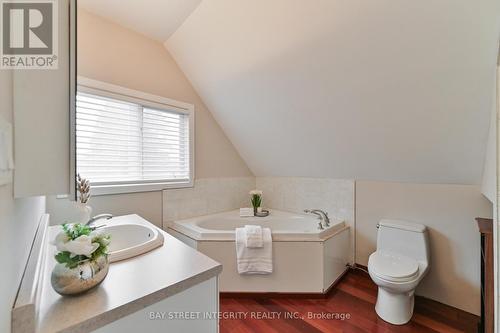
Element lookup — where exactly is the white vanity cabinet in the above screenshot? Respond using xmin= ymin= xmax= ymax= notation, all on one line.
xmin=93 ymin=277 xmax=219 ymax=333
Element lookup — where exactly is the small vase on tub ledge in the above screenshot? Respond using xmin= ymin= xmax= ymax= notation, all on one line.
xmin=75 ymin=174 xmax=92 ymax=224
xmin=51 ymin=223 xmax=111 ymax=295
xmin=250 ymin=190 xmax=263 ymax=216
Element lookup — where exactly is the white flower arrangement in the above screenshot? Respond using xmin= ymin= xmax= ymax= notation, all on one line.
xmin=249 ymin=190 xmax=263 ymax=196
xmin=52 ymin=223 xmax=111 ymax=268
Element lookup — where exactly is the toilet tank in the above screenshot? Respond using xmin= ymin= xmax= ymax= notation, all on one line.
xmin=376 ymin=219 xmax=429 ymax=262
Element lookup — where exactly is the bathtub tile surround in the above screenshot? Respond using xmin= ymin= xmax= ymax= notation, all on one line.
xmin=256 ymin=177 xmax=354 ymax=224
xmin=162 ymin=177 xmax=255 ymax=228
xmin=256 ymin=177 xmax=355 ymax=261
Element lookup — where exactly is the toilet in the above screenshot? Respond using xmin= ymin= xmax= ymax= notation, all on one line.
xmin=368 ymin=219 xmax=429 ymax=325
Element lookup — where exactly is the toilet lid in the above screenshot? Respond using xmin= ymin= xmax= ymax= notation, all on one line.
xmin=369 ymin=251 xmax=419 ymax=282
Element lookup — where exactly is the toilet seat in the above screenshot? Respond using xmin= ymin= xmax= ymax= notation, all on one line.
xmin=369 ymin=251 xmax=419 ymax=282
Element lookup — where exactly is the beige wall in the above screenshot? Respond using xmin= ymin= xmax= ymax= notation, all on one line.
xmin=0 ymin=71 xmax=46 ymax=332
xmin=47 ymin=9 xmax=253 ymax=226
xmin=355 ymin=181 xmax=493 ymax=315
xmin=77 ymin=8 xmax=251 ymax=179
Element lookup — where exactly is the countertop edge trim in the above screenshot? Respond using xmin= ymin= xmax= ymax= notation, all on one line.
xmin=12 ymin=213 xmax=50 ymax=333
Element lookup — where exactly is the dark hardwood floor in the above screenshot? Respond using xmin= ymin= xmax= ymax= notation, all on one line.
xmin=219 ymin=269 xmax=479 ymax=333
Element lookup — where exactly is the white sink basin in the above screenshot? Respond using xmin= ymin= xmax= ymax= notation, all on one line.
xmin=102 ymin=222 xmax=164 ymax=263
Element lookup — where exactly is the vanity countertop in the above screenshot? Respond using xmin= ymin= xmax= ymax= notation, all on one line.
xmin=35 ymin=214 xmax=222 ymax=333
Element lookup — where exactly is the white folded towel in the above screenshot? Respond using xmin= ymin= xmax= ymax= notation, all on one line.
xmin=244 ymin=225 xmax=263 ymax=248
xmin=235 ymin=227 xmax=272 ymax=274
xmin=240 ymin=208 xmax=254 ymax=217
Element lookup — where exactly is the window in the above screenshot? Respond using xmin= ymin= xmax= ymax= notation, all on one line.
xmin=76 ymin=78 xmax=194 ymax=195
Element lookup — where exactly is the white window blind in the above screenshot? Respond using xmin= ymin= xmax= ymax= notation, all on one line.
xmin=76 ymin=91 xmax=191 ymax=187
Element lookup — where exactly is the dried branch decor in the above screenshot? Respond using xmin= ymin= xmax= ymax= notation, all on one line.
xmin=77 ymin=174 xmax=91 ymax=204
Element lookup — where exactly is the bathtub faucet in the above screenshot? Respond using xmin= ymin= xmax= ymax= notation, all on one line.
xmin=304 ymin=209 xmax=330 ymax=228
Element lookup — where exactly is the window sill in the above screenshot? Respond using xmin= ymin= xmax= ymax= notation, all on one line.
xmin=90 ymin=180 xmax=194 ymax=196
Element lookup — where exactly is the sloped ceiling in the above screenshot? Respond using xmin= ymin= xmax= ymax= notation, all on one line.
xmin=78 ymin=0 xmax=202 ymax=41
xmin=166 ymin=0 xmax=500 ymax=184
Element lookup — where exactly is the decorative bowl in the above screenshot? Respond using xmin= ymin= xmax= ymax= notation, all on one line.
xmin=51 ymin=255 xmax=109 ymax=296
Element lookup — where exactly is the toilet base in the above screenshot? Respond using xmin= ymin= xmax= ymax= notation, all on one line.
xmin=375 ymin=287 xmax=414 ymax=325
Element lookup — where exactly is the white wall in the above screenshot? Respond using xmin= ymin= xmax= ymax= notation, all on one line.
xmin=482 ymin=112 xmax=496 ymax=202
xmin=355 ymin=181 xmax=492 ymax=315
xmin=166 ymin=0 xmax=500 ymax=184
xmin=0 ymin=71 xmax=46 ymax=332
xmin=496 ymin=63 xmax=500 ymax=332
xmin=481 ymin=67 xmax=498 ymax=202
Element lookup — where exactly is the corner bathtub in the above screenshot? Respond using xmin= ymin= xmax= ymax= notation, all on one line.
xmin=168 ymin=209 xmax=351 ymax=294
xmin=170 ymin=210 xmax=345 ymax=242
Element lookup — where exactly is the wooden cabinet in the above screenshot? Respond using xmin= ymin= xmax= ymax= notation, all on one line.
xmin=476 ymin=217 xmax=493 ymax=333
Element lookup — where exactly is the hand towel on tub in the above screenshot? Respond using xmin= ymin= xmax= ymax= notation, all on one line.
xmin=235 ymin=227 xmax=273 ymax=274
xmin=244 ymin=225 xmax=263 ymax=248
